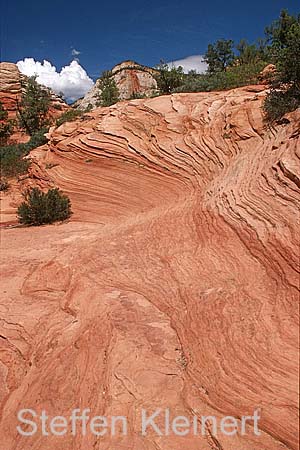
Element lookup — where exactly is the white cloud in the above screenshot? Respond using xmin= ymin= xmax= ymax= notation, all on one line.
xmin=168 ymin=55 xmax=208 ymax=74
xmin=71 ymin=48 xmax=81 ymax=56
xmin=16 ymin=58 xmax=94 ymax=102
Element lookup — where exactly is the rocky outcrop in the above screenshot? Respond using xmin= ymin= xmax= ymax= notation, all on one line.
xmin=75 ymin=60 xmax=157 ymax=110
xmin=0 ymin=86 xmax=299 ymax=449
xmin=258 ymin=64 xmax=276 ymax=84
xmin=0 ymin=62 xmax=69 ymax=143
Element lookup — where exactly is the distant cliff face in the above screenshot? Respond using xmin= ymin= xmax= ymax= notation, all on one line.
xmin=0 ymin=62 xmax=69 ymax=143
xmin=75 ymin=60 xmax=158 ymax=110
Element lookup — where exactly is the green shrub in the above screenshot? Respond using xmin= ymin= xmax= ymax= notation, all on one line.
xmin=53 ymin=103 xmax=63 ymax=110
xmin=96 ymin=71 xmax=120 ymax=107
xmin=0 ymin=146 xmax=30 ymax=177
xmin=129 ymin=92 xmax=147 ymax=100
xmin=56 ymin=109 xmax=83 ymax=127
xmin=0 ymin=129 xmax=48 ymax=177
xmin=18 ymin=187 xmax=72 ymax=226
xmin=85 ymin=103 xmax=93 ymax=112
xmin=173 ymin=61 xmax=266 ymax=93
xmin=0 ymin=101 xmax=15 ymax=145
xmin=0 ymin=101 xmax=8 ymax=121
xmin=0 ymin=121 xmax=14 ymax=146
xmin=263 ymin=87 xmax=300 ymax=122
xmin=0 ymin=179 xmax=9 ymax=191
xmin=263 ymin=11 xmax=300 ymax=121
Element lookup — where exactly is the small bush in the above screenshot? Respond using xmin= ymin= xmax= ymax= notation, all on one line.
xmin=56 ymin=109 xmax=83 ymax=127
xmin=85 ymin=103 xmax=93 ymax=112
xmin=0 ymin=120 xmax=14 ymax=146
xmin=53 ymin=104 xmax=63 ymax=110
xmin=263 ymin=87 xmax=300 ymax=122
xmin=0 ymin=129 xmax=48 ymax=177
xmin=173 ymin=61 xmax=267 ymax=93
xmin=18 ymin=187 xmax=72 ymax=226
xmin=129 ymin=92 xmax=147 ymax=100
xmin=0 ymin=179 xmax=9 ymax=191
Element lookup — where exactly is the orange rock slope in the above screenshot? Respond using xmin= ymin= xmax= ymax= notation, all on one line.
xmin=0 ymin=86 xmax=299 ymax=450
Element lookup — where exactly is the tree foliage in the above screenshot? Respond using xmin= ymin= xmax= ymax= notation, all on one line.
xmin=0 ymin=129 xmax=48 ymax=177
xmin=173 ymin=61 xmax=266 ymax=93
xmin=204 ymin=40 xmax=235 ymax=73
xmin=236 ymin=39 xmax=268 ymax=65
xmin=155 ymin=62 xmax=184 ymax=94
xmin=265 ymin=9 xmax=300 ymax=50
xmin=56 ymin=109 xmax=83 ymax=127
xmin=97 ymin=71 xmax=120 ymax=107
xmin=0 ymin=101 xmax=8 ymax=121
xmin=18 ymin=187 xmax=72 ymax=226
xmin=0 ymin=101 xmax=14 ymax=146
xmin=17 ymin=76 xmax=51 ymax=135
xmin=263 ymin=10 xmax=300 ymax=121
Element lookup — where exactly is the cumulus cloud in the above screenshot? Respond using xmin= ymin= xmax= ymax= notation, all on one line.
xmin=168 ymin=55 xmax=208 ymax=74
xmin=16 ymin=58 xmax=94 ymax=102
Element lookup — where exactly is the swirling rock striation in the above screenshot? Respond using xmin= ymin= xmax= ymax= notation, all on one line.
xmin=0 ymin=85 xmax=299 ymax=450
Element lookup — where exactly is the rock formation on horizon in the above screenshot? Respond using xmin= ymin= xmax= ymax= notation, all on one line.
xmin=0 ymin=84 xmax=299 ymax=449
xmin=75 ymin=60 xmax=158 ymax=110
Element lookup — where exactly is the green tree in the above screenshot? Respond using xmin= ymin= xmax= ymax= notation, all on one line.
xmin=0 ymin=101 xmax=8 ymax=121
xmin=263 ymin=11 xmax=300 ymax=121
xmin=278 ymin=23 xmax=300 ymax=87
xmin=0 ymin=101 xmax=14 ymax=146
xmin=0 ymin=122 xmax=14 ymax=146
xmin=96 ymin=71 xmax=119 ymax=107
xmin=17 ymin=76 xmax=51 ymax=135
xmin=155 ymin=62 xmax=184 ymax=94
xmin=204 ymin=40 xmax=235 ymax=73
xmin=236 ymin=39 xmax=261 ymax=64
xmin=18 ymin=187 xmax=72 ymax=226
xmin=265 ymin=9 xmax=300 ymax=50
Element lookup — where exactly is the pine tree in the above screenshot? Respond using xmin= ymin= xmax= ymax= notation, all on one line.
xmin=96 ymin=71 xmax=119 ymax=107
xmin=204 ymin=40 xmax=234 ymax=73
xmin=155 ymin=62 xmax=184 ymax=94
xmin=17 ymin=76 xmax=51 ymax=135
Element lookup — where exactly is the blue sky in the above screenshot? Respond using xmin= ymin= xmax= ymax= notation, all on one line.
xmin=1 ymin=0 xmax=298 ymax=100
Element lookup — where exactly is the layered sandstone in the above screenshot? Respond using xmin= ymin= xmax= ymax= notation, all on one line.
xmin=0 ymin=86 xmax=299 ymax=450
xmin=75 ymin=60 xmax=157 ymax=109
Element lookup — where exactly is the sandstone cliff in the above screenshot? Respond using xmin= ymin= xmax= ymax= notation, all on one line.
xmin=75 ymin=60 xmax=157 ymax=110
xmin=0 ymin=86 xmax=299 ymax=449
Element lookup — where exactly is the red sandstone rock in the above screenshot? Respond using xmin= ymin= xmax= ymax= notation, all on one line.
xmin=0 ymin=87 xmax=299 ymax=450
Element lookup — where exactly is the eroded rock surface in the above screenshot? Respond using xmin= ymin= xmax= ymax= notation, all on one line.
xmin=75 ymin=60 xmax=157 ymax=110
xmin=0 ymin=86 xmax=299 ymax=449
